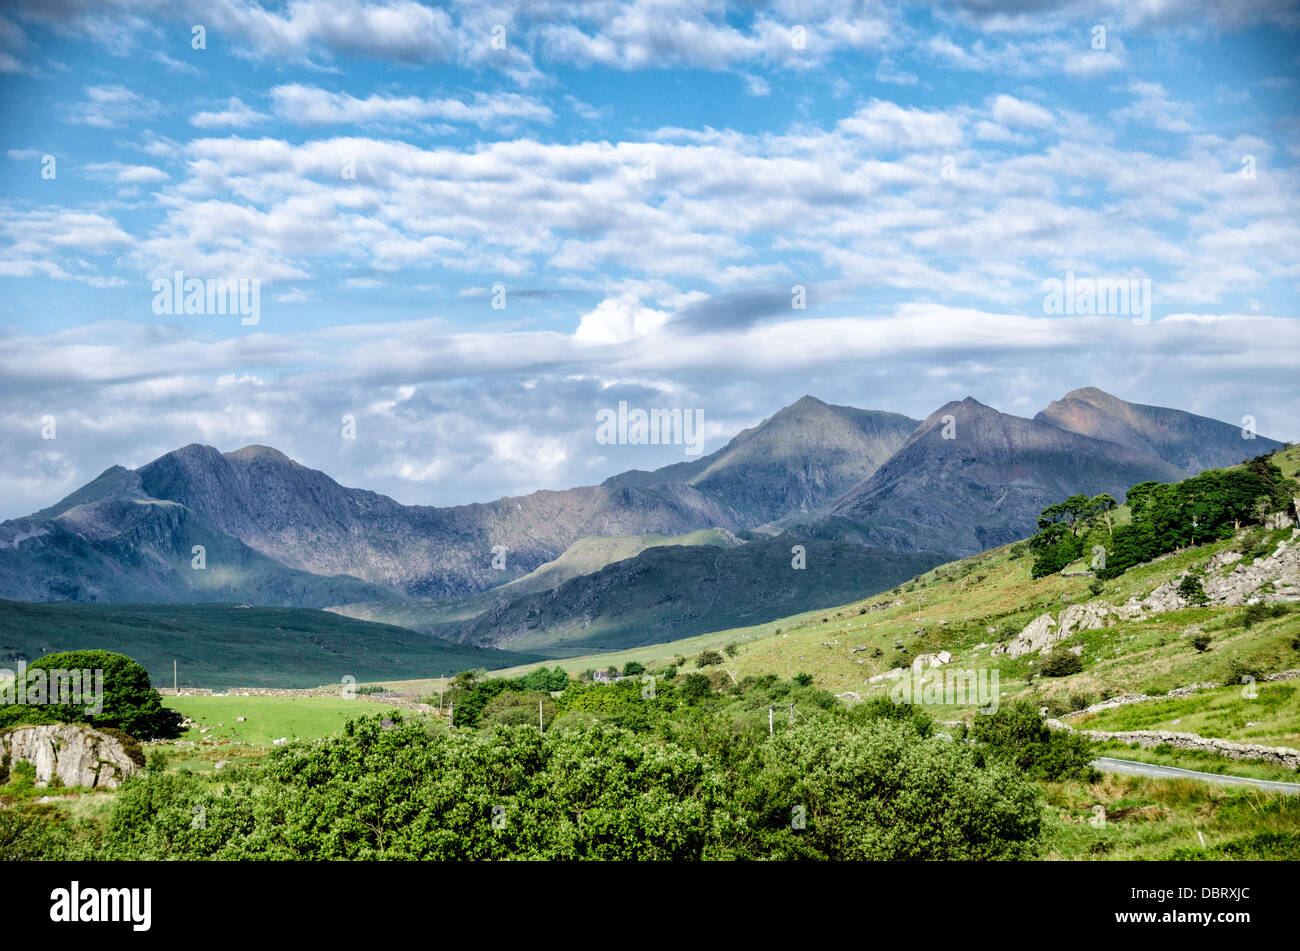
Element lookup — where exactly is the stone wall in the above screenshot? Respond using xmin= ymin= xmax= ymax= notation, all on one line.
xmin=1078 ymin=727 xmax=1300 ymax=770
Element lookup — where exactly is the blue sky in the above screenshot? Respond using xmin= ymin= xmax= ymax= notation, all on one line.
xmin=1 ymin=0 xmax=1298 ymax=519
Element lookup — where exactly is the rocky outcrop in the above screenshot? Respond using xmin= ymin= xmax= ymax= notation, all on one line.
xmin=1114 ymin=529 xmax=1300 ymax=620
xmin=1203 ymin=530 xmax=1300 ymax=604
xmin=991 ymin=606 xmax=1110 ymax=658
xmin=1057 ymin=600 xmax=1113 ymax=637
xmin=991 ymin=613 xmax=1054 ymax=657
xmin=912 ymin=650 xmax=953 ymax=668
xmin=1 ymin=724 xmax=142 ymax=789
xmin=992 ymin=532 xmax=1299 ymax=659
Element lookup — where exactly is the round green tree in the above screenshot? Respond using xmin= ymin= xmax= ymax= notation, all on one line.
xmin=0 ymin=650 xmax=183 ymax=739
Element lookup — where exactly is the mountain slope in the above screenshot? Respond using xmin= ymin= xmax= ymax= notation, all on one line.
xmin=481 ymin=447 xmax=1300 ymax=710
xmin=438 ymin=534 xmax=944 ymax=655
xmin=330 ymin=528 xmax=743 ymax=631
xmin=1038 ymin=386 xmax=1283 ymax=473
xmin=0 ymin=396 xmax=916 ymax=606
xmin=812 ymin=397 xmax=1187 ymax=556
xmin=0 ymin=599 xmax=537 ymax=688
xmin=0 ymin=496 xmax=393 ymax=606
xmin=0 ymin=389 xmax=1283 ymax=609
xmin=604 ymin=396 xmax=919 ymax=524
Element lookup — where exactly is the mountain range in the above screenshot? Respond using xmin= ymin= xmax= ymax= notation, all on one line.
xmin=0 ymin=387 xmax=1283 ymax=657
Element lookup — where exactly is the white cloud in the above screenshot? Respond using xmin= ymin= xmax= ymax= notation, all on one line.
xmin=838 ymin=99 xmax=965 ymax=149
xmin=191 ymin=97 xmax=269 ymax=128
xmin=990 ymin=94 xmax=1053 ymax=129
xmin=1112 ymin=80 xmax=1196 ymax=133
xmin=67 ymin=84 xmax=162 ymax=128
xmin=270 ymin=84 xmax=552 ymax=127
xmin=83 ymin=161 xmax=169 ymax=183
xmin=574 ymin=294 xmax=671 ymax=343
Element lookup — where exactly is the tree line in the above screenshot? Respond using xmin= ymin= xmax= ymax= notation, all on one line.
xmin=1029 ymin=454 xmax=1297 ymax=580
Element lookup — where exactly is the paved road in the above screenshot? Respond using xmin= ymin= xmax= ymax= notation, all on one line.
xmin=1092 ymin=756 xmax=1300 ymax=795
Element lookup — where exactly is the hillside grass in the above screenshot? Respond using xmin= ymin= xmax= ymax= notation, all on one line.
xmin=1044 ymin=773 xmax=1300 ymax=859
xmin=1075 ymin=681 xmax=1300 ymax=748
xmin=381 ymin=529 xmax=1299 ymax=719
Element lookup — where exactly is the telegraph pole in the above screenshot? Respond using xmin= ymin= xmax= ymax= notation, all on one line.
xmin=173 ymin=659 xmax=177 ymax=693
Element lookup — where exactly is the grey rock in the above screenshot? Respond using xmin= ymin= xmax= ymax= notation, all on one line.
xmin=1 ymin=724 xmax=140 ymax=789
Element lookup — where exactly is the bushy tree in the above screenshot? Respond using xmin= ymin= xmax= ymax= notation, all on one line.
xmin=970 ymin=699 xmax=1096 ymax=782
xmin=678 ymin=673 xmax=712 ymax=703
xmin=1038 ymin=457 xmax=1298 ymax=581
xmin=104 ymin=716 xmax=746 ymax=860
xmin=747 ymin=720 xmax=1042 ymax=860
xmin=1177 ymin=572 xmax=1209 ymax=605
xmin=0 ymin=650 xmax=182 ymax=739
xmin=1040 ymin=644 xmax=1084 ymax=677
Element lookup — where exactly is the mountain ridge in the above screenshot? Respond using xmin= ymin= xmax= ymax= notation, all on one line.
xmin=0 ymin=388 xmax=1283 ymax=617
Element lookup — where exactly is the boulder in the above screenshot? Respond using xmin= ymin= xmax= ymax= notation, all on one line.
xmin=991 ymin=613 xmax=1056 ymax=658
xmin=1 ymin=723 xmax=141 ymax=789
xmin=1057 ymin=600 xmax=1111 ymax=638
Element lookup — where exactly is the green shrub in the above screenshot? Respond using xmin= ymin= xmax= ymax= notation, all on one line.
xmin=1177 ymin=572 xmax=1209 ymax=605
xmin=849 ymin=697 xmax=933 ymax=737
xmin=1225 ymin=657 xmax=1265 ymax=684
xmin=0 ymin=802 xmax=99 ymax=860
xmin=480 ymin=691 xmax=555 ymax=730
xmin=748 ymin=720 xmax=1042 ymax=860
xmin=970 ymin=699 xmax=1097 ymax=782
xmin=1040 ymin=645 xmax=1083 ymax=677
xmin=679 ymin=673 xmax=712 ymax=702
xmin=1068 ymin=691 xmax=1095 ymax=712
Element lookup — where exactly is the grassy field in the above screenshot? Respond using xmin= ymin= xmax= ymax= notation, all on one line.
xmin=165 ymin=695 xmax=421 ymax=747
